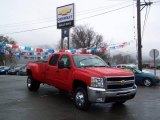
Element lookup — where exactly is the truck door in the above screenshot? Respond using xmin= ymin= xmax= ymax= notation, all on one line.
xmin=45 ymin=54 xmax=60 ymax=85
xmin=55 ymin=54 xmax=73 ymax=90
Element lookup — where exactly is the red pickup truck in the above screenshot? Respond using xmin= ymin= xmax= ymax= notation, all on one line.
xmin=27 ymin=52 xmax=137 ymax=110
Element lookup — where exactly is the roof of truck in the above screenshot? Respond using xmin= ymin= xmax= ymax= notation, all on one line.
xmin=53 ymin=51 xmax=93 ymax=56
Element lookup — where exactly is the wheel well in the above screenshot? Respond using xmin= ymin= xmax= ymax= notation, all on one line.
xmin=143 ymin=77 xmax=152 ymax=82
xmin=27 ymin=69 xmax=32 ymax=77
xmin=73 ymin=80 xmax=87 ymax=92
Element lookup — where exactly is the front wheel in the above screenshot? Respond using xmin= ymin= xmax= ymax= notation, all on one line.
xmin=27 ymin=76 xmax=40 ymax=91
xmin=143 ymin=78 xmax=152 ymax=87
xmin=74 ymin=87 xmax=90 ymax=110
xmin=5 ymin=71 xmax=8 ymax=75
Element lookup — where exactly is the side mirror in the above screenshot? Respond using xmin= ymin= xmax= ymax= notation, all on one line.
xmin=58 ymin=60 xmax=64 ymax=69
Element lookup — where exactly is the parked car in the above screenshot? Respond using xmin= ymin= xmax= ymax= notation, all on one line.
xmin=116 ymin=64 xmax=137 ymax=69
xmin=0 ymin=66 xmax=12 ymax=75
xmin=0 ymin=66 xmax=6 ymax=75
xmin=8 ymin=66 xmax=23 ymax=75
xmin=156 ymin=65 xmax=160 ymax=70
xmin=3 ymin=66 xmax=11 ymax=74
xmin=18 ymin=65 xmax=27 ymax=75
xmin=124 ymin=67 xmax=160 ymax=87
xmin=27 ymin=52 xmax=137 ymax=110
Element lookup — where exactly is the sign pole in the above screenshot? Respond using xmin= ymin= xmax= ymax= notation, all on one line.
xmin=57 ymin=3 xmax=74 ymax=50
xmin=153 ymin=49 xmax=156 ymax=76
xmin=149 ymin=49 xmax=159 ymax=76
xmin=68 ymin=28 xmax=70 ymax=50
xmin=61 ymin=29 xmax=63 ymax=49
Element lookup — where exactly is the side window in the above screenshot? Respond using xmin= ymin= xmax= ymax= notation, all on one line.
xmin=117 ymin=66 xmax=120 ymax=68
xmin=49 ymin=54 xmax=60 ymax=66
xmin=60 ymin=55 xmax=70 ymax=66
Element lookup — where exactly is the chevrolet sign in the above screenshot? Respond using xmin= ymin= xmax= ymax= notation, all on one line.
xmin=57 ymin=3 xmax=74 ymax=29
xmin=58 ymin=8 xmax=72 ymax=16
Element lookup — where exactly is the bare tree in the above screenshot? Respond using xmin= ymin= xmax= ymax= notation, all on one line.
xmin=71 ymin=25 xmax=107 ymax=49
xmin=0 ymin=35 xmax=17 ymax=65
xmin=112 ymin=54 xmax=136 ymax=64
xmin=56 ymin=25 xmax=109 ymax=61
xmin=71 ymin=25 xmax=109 ymax=61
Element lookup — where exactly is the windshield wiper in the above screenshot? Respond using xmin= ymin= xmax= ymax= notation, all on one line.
xmin=94 ymin=65 xmax=108 ymax=67
xmin=80 ymin=65 xmax=95 ymax=68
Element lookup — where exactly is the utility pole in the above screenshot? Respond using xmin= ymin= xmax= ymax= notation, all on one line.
xmin=137 ymin=0 xmax=142 ymax=71
xmin=137 ymin=0 xmax=153 ymax=71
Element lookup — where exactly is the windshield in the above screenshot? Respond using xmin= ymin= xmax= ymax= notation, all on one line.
xmin=72 ymin=55 xmax=108 ymax=68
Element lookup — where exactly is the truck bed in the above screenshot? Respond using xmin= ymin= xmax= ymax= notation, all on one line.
xmin=27 ymin=61 xmax=47 ymax=82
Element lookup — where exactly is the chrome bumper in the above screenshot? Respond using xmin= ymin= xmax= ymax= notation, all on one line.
xmin=87 ymin=85 xmax=137 ymax=103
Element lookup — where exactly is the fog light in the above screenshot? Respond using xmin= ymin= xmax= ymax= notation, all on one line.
xmin=96 ymin=98 xmax=104 ymax=102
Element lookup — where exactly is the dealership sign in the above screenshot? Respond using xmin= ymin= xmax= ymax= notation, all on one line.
xmin=57 ymin=3 xmax=74 ymax=29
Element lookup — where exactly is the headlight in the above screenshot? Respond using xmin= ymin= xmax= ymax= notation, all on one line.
xmin=91 ymin=77 xmax=104 ymax=88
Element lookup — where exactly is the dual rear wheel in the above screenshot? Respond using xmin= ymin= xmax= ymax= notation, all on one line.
xmin=27 ymin=76 xmax=40 ymax=91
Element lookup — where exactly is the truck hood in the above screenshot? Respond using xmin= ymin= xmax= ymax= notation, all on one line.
xmin=79 ymin=67 xmax=134 ymax=77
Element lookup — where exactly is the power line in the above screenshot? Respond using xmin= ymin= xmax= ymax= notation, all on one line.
xmin=77 ymin=4 xmax=134 ymax=21
xmin=1 ymin=25 xmax=56 ymax=35
xmin=1 ymin=4 xmax=134 ymax=35
xmin=77 ymin=1 xmax=131 ymax=15
xmin=142 ymin=4 xmax=151 ymax=40
xmin=0 ymin=17 xmax=55 ymax=28
xmin=0 ymin=1 xmax=132 ymax=29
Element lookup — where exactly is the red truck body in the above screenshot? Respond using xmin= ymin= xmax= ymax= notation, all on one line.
xmin=27 ymin=52 xmax=137 ymax=110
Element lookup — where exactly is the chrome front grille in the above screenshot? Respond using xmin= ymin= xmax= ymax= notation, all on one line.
xmin=105 ymin=76 xmax=135 ymax=90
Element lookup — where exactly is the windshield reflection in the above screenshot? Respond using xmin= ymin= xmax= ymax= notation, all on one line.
xmin=72 ymin=55 xmax=108 ymax=68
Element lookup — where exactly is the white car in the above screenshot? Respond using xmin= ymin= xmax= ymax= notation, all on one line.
xmin=116 ymin=64 xmax=137 ymax=69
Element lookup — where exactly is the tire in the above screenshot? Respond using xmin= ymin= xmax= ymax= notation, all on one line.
xmin=27 ymin=76 xmax=40 ymax=91
xmin=5 ymin=71 xmax=8 ymax=75
xmin=16 ymin=72 xmax=19 ymax=75
xmin=74 ymin=87 xmax=90 ymax=110
xmin=143 ymin=78 xmax=152 ymax=87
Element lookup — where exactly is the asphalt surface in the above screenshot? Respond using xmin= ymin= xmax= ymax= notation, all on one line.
xmin=0 ymin=75 xmax=160 ymax=120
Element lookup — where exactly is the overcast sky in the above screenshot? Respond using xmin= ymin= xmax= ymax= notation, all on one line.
xmin=0 ymin=0 xmax=160 ymax=59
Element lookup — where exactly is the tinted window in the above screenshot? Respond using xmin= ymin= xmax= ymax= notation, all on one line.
xmin=49 ymin=54 xmax=60 ymax=66
xmin=60 ymin=55 xmax=70 ymax=66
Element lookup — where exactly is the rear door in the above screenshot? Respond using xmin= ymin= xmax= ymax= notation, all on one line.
xmin=54 ymin=54 xmax=73 ymax=90
xmin=45 ymin=54 xmax=60 ymax=85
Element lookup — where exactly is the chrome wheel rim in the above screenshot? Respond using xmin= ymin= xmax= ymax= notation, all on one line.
xmin=75 ymin=91 xmax=85 ymax=107
xmin=27 ymin=78 xmax=31 ymax=87
xmin=144 ymin=79 xmax=151 ymax=86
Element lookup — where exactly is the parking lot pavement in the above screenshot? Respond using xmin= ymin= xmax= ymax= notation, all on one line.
xmin=0 ymin=75 xmax=160 ymax=120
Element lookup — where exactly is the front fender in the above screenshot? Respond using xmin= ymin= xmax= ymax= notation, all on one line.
xmin=73 ymin=70 xmax=91 ymax=86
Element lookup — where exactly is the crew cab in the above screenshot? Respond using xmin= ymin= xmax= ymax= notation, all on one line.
xmin=27 ymin=52 xmax=137 ymax=110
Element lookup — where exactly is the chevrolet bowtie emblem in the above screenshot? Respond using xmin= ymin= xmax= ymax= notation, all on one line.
xmin=120 ymin=80 xmax=126 ymax=85
xmin=58 ymin=8 xmax=72 ymax=16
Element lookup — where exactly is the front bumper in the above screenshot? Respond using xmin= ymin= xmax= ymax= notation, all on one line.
xmin=87 ymin=85 xmax=137 ymax=103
